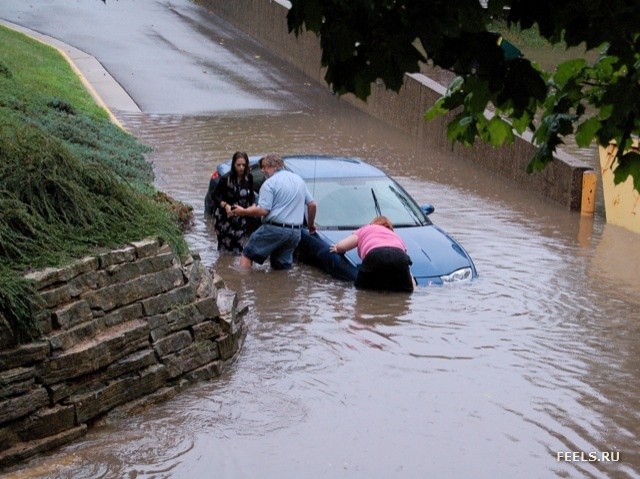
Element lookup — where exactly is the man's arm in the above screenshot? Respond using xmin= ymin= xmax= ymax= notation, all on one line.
xmin=306 ymin=201 xmax=317 ymax=234
xmin=231 ymin=205 xmax=269 ymax=218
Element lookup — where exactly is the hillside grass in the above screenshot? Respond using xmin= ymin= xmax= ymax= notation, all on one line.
xmin=0 ymin=26 xmax=108 ymax=121
xmin=488 ymin=19 xmax=599 ymax=71
xmin=0 ymin=25 xmax=189 ymax=343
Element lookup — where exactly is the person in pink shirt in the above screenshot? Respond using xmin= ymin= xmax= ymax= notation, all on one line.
xmin=329 ymin=216 xmax=415 ymax=292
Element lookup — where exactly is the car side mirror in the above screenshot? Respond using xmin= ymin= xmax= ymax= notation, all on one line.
xmin=421 ymin=204 xmax=435 ymax=216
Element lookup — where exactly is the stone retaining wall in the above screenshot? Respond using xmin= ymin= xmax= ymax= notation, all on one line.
xmin=197 ymin=0 xmax=593 ymax=210
xmin=0 ymin=238 xmax=246 ymax=469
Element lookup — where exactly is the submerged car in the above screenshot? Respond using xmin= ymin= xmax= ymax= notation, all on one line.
xmin=205 ymin=154 xmax=477 ymax=286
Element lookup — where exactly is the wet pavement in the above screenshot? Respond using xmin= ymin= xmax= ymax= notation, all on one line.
xmin=1 ymin=1 xmax=639 ymax=478
xmin=0 ymin=0 xmax=314 ymax=115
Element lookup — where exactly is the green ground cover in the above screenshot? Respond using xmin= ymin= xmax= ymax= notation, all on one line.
xmin=489 ymin=19 xmax=598 ymax=71
xmin=0 ymin=25 xmax=188 ymax=343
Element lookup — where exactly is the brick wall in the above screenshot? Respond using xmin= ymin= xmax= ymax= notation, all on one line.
xmin=0 ymin=238 xmax=246 ymax=468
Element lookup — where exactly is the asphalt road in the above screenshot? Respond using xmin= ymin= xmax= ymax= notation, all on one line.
xmin=0 ymin=0 xmax=314 ymax=114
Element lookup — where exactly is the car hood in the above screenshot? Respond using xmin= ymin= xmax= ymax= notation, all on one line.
xmin=319 ymin=225 xmax=476 ymax=285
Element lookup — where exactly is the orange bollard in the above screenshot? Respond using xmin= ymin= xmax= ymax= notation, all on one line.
xmin=581 ymin=170 xmax=596 ymax=215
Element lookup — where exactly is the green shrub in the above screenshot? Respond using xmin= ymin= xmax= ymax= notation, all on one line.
xmin=0 ymin=25 xmax=189 ymax=343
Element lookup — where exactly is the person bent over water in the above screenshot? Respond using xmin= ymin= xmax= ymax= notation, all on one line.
xmin=330 ymin=216 xmax=415 ymax=292
xmin=230 ymin=154 xmax=317 ymax=270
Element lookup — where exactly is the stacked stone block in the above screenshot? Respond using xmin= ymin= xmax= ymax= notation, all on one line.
xmin=0 ymin=238 xmax=246 ymax=468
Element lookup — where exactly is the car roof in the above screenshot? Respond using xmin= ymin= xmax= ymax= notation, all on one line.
xmin=283 ymin=155 xmax=387 ymax=180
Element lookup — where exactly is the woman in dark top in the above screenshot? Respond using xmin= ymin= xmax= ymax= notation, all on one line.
xmin=212 ymin=151 xmax=256 ymax=254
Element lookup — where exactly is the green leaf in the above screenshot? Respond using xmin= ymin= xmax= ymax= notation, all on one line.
xmin=464 ymin=82 xmax=490 ymax=114
xmin=553 ymin=59 xmax=587 ymax=88
xmin=285 ymin=0 xmax=640 ymax=194
xmin=511 ymin=111 xmax=532 ymax=134
xmin=598 ymin=104 xmax=614 ymax=120
xmin=575 ymin=118 xmax=601 ymax=147
xmin=424 ymin=98 xmax=448 ymax=121
xmin=613 ymin=151 xmax=640 ymax=191
xmin=287 ymin=0 xmax=324 ymax=34
xmin=593 ymin=54 xmax=617 ymax=78
xmin=527 ymin=144 xmax=554 ymax=173
xmin=446 ymin=115 xmax=477 ymax=146
xmin=447 ymin=76 xmax=464 ymax=94
xmin=498 ymin=59 xmax=547 ymax=114
xmin=485 ymin=116 xmax=514 ymax=146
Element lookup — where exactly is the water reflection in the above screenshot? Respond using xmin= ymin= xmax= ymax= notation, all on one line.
xmin=4 ymin=102 xmax=639 ymax=479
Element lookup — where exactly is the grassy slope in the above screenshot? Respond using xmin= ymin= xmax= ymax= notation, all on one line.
xmin=0 ymin=25 xmax=188 ymax=343
xmin=489 ymin=19 xmax=599 ymax=71
xmin=0 ymin=26 xmax=108 ymax=120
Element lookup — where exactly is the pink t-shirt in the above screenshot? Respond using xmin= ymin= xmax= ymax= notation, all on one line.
xmin=354 ymin=224 xmax=407 ymax=259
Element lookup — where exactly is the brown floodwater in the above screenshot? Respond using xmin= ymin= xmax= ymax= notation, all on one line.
xmin=1 ymin=1 xmax=639 ymax=478
xmin=5 ymin=97 xmax=640 ymax=479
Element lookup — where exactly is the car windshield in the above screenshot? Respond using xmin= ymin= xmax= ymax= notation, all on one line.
xmin=308 ymin=176 xmax=429 ymax=229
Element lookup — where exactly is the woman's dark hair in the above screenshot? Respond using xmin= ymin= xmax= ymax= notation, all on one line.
xmin=229 ymin=151 xmax=250 ymax=182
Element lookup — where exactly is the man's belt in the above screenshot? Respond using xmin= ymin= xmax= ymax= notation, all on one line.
xmin=265 ymin=220 xmax=303 ymax=229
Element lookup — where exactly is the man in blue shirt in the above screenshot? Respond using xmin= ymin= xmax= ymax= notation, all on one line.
xmin=230 ymin=154 xmax=317 ymax=270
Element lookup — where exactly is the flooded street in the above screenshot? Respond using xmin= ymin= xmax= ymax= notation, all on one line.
xmin=5 ymin=101 xmax=640 ymax=479
xmin=1 ymin=1 xmax=639 ymax=478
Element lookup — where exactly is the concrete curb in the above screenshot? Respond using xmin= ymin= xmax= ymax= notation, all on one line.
xmin=0 ymin=19 xmax=141 ymax=130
